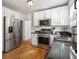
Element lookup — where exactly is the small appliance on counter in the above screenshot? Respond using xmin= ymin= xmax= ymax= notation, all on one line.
xmin=54 ymin=31 xmax=72 ymax=38
xmin=59 ymin=31 xmax=72 ymax=38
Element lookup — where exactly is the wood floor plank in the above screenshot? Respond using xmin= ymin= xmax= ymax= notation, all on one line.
xmin=3 ymin=41 xmax=47 ymax=59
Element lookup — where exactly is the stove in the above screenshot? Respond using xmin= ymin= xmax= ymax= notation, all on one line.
xmin=38 ymin=34 xmax=50 ymax=49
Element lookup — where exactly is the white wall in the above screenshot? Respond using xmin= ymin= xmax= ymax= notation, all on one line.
xmin=2 ymin=6 xmax=27 ymax=20
xmin=22 ymin=20 xmax=31 ymax=41
xmin=22 ymin=13 xmax=32 ymax=41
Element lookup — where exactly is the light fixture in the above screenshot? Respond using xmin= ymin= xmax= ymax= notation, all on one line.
xmin=27 ymin=0 xmax=34 ymax=6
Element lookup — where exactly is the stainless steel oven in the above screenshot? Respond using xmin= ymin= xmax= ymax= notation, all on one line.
xmin=38 ymin=34 xmax=50 ymax=49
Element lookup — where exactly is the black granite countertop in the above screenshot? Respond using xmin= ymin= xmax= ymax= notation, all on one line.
xmin=45 ymin=37 xmax=77 ymax=59
xmin=31 ymin=31 xmax=53 ymax=34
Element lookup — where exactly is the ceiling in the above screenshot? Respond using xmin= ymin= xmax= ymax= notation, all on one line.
xmin=2 ymin=0 xmax=69 ymax=14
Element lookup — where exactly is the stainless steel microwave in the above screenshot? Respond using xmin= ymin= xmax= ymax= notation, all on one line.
xmin=39 ymin=19 xmax=51 ymax=26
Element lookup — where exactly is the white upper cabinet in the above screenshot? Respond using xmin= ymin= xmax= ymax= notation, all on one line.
xmin=70 ymin=3 xmax=74 ymax=20
xmin=60 ymin=6 xmax=69 ymax=25
xmin=52 ymin=7 xmax=60 ymax=25
xmin=70 ymin=3 xmax=77 ymax=27
xmin=33 ymin=6 xmax=69 ymax=26
xmin=33 ymin=12 xmax=40 ymax=26
xmin=39 ymin=10 xmax=52 ymax=19
xmin=46 ymin=9 xmax=52 ymax=19
xmin=52 ymin=6 xmax=69 ymax=26
xmin=39 ymin=11 xmax=46 ymax=19
xmin=33 ymin=9 xmax=52 ymax=26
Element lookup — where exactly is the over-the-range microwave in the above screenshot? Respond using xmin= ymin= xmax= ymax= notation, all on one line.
xmin=39 ymin=19 xmax=51 ymax=26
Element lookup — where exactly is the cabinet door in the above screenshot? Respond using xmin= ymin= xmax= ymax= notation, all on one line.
xmin=70 ymin=3 xmax=74 ymax=21
xmin=60 ymin=6 xmax=69 ymax=25
xmin=46 ymin=9 xmax=52 ymax=19
xmin=34 ymin=12 xmax=40 ymax=26
xmin=70 ymin=20 xmax=77 ymax=27
xmin=52 ymin=8 xmax=60 ymax=25
xmin=39 ymin=11 xmax=46 ymax=19
xmin=32 ymin=34 xmax=38 ymax=46
xmin=52 ymin=9 xmax=56 ymax=25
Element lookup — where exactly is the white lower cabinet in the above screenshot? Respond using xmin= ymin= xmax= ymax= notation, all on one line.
xmin=32 ymin=34 xmax=38 ymax=46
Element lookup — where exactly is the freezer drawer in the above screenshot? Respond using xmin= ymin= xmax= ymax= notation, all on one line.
xmin=5 ymin=40 xmax=10 ymax=52
xmin=5 ymin=39 xmax=17 ymax=52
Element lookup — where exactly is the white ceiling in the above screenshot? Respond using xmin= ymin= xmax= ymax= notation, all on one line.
xmin=2 ymin=0 xmax=69 ymax=14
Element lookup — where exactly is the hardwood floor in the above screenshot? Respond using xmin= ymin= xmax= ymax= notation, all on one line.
xmin=3 ymin=41 xmax=47 ymax=59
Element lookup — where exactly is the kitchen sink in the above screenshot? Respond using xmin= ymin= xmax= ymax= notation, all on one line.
xmin=54 ymin=37 xmax=72 ymax=44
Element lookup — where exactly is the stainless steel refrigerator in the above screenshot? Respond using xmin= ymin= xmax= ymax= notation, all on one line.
xmin=3 ymin=16 xmax=22 ymax=52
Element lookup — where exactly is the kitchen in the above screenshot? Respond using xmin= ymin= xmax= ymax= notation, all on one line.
xmin=2 ymin=0 xmax=77 ymax=59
